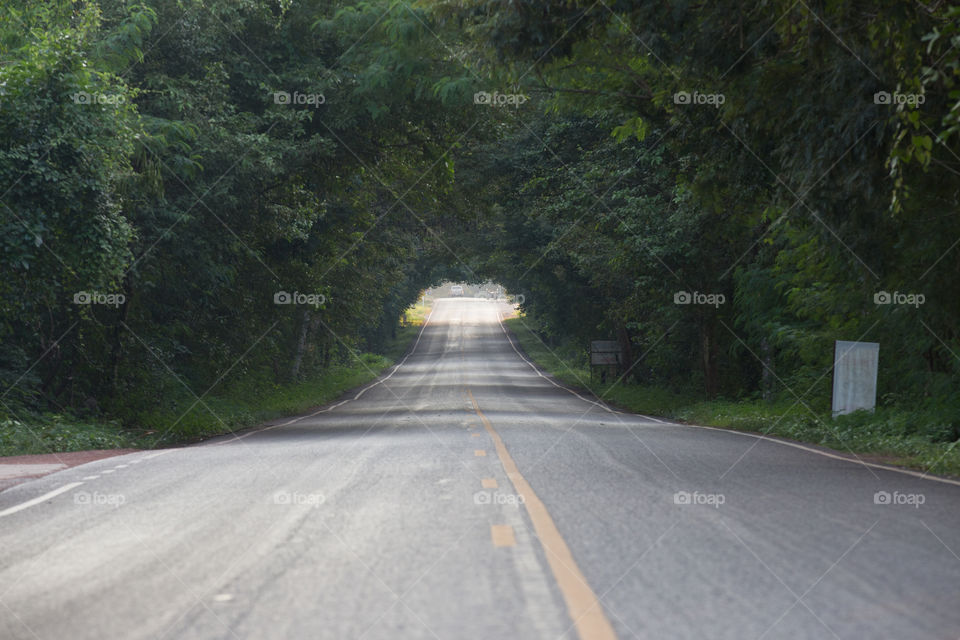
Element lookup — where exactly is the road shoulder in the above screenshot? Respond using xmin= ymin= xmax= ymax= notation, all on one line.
xmin=0 ymin=449 xmax=139 ymax=492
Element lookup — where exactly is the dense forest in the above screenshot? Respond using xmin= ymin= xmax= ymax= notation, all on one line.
xmin=3 ymin=1 xmax=960 ymax=451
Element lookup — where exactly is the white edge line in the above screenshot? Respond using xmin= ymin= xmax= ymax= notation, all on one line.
xmin=498 ymin=312 xmax=960 ymax=488
xmin=0 ymin=482 xmax=84 ymax=518
xmin=496 ymin=310 xmax=667 ymax=423
xmin=688 ymin=424 xmax=960 ymax=488
xmin=0 ymin=451 xmax=173 ymax=518
xmin=208 ymin=304 xmax=437 ymax=444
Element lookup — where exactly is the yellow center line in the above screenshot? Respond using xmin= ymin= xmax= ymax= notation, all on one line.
xmin=474 ymin=449 xmax=487 ymax=457
xmin=481 ymin=478 xmax=498 ymax=489
xmin=491 ymin=524 xmax=516 ymax=547
xmin=467 ymin=389 xmax=618 ymax=640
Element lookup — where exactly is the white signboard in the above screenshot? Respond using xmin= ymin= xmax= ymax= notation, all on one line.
xmin=832 ymin=341 xmax=879 ymax=417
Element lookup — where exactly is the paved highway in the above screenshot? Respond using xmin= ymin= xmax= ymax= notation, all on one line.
xmin=1 ymin=298 xmax=959 ymax=639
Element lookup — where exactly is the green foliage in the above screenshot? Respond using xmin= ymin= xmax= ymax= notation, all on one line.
xmin=0 ymin=415 xmax=139 ymax=457
xmin=0 ymin=0 xmax=473 ymax=447
xmin=454 ymin=0 xmax=960 ymax=416
xmin=506 ymin=317 xmax=960 ymax=476
xmin=1 ymin=0 xmax=959 ymax=466
xmin=0 ymin=348 xmax=400 ymax=454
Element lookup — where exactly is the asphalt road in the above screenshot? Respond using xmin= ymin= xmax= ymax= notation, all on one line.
xmin=2 ymin=298 xmax=959 ymax=640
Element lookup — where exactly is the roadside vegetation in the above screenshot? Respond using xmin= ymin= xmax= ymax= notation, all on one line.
xmin=0 ymin=1 xmax=470 ymax=454
xmin=401 ymin=298 xmax=433 ymax=329
xmin=1 ymin=303 xmax=426 ymax=456
xmin=2 ymin=1 xmax=960 ymax=462
xmin=506 ymin=317 xmax=960 ymax=477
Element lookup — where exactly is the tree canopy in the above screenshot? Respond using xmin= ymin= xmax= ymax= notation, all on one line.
xmin=2 ymin=0 xmax=959 ymax=443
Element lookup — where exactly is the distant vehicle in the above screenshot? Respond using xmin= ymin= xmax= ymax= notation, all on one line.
xmin=450 ymin=285 xmax=464 ymax=297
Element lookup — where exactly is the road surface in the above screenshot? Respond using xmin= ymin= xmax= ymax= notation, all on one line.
xmin=2 ymin=298 xmax=959 ymax=639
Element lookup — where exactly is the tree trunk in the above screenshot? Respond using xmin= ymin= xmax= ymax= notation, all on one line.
xmin=616 ymin=322 xmax=635 ymax=383
xmin=701 ymin=319 xmax=718 ymax=397
xmin=760 ymin=337 xmax=775 ymax=401
xmin=108 ymin=277 xmax=132 ymax=396
xmin=290 ymin=310 xmax=311 ymax=380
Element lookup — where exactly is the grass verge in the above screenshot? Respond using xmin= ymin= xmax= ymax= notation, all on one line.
xmin=504 ymin=316 xmax=960 ymax=478
xmin=0 ymin=311 xmax=428 ymax=457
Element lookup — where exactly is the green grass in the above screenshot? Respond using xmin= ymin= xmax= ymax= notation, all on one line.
xmin=401 ymin=298 xmax=433 ymax=328
xmin=504 ymin=317 xmax=960 ymax=477
xmin=0 ymin=415 xmax=142 ymax=457
xmin=132 ymin=353 xmax=398 ymax=446
xmin=0 ymin=317 xmax=426 ymax=457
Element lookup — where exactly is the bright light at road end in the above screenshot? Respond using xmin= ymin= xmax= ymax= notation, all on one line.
xmin=427 ymin=281 xmax=519 ymax=302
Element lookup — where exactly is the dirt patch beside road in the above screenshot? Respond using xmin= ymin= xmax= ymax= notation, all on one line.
xmin=0 ymin=449 xmax=140 ymax=491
